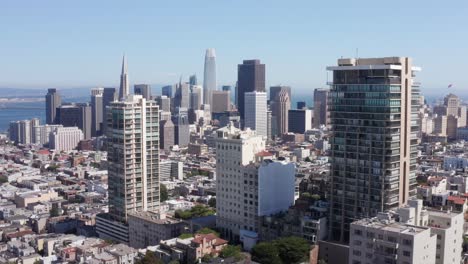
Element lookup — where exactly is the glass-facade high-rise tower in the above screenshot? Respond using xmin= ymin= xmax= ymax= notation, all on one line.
xmin=203 ymin=48 xmax=217 ymax=107
xmin=327 ymin=57 xmax=420 ymax=242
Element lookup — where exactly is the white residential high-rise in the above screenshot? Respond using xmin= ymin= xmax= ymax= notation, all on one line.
xmin=203 ymin=48 xmax=217 ymax=107
xmin=33 ymin=124 xmax=63 ymax=146
xmin=244 ymin=91 xmax=267 ymax=137
xmin=96 ymin=95 xmax=160 ymax=243
xmin=107 ymin=95 xmax=160 ymax=220
xmin=49 ymin=127 xmax=84 ymax=151
xmin=9 ymin=120 xmax=32 ymax=144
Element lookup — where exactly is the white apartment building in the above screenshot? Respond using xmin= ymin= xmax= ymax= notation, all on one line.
xmin=215 ymin=123 xmax=295 ymax=244
xmin=215 ymin=123 xmax=265 ymax=241
xmin=49 ymin=126 xmax=83 ymax=151
xmin=244 ymin=91 xmax=267 ymax=137
xmin=350 ymin=199 xmax=464 ymax=264
xmin=160 ymin=160 xmax=183 ymax=181
xmin=32 ymin=124 xmax=63 ymax=146
xmin=349 ymin=214 xmax=436 ymax=264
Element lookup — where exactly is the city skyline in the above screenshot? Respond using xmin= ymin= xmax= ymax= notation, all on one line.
xmin=1 ymin=1 xmax=468 ymax=94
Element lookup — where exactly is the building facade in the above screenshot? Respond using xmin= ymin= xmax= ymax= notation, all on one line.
xmin=45 ymin=88 xmax=61 ymax=124
xmin=244 ymin=91 xmax=267 ymax=138
xmin=105 ymin=95 xmax=160 ymax=222
xmin=288 ymin=109 xmax=312 ymax=134
xmin=237 ymin=60 xmax=265 ymax=120
xmin=49 ymin=127 xmax=84 ymax=151
xmin=203 ymin=48 xmax=217 ymax=107
xmin=328 ymin=57 xmax=421 ymax=242
xmin=313 ymin=88 xmax=329 ymax=128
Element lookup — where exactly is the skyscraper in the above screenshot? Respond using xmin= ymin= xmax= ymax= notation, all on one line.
xmin=45 ymin=88 xmax=61 ymax=124
xmin=269 ymin=85 xmax=291 ymax=104
xmin=189 ymin=74 xmax=198 ymax=86
xmin=288 ymin=109 xmax=312 ymax=133
xmin=91 ymin=88 xmax=104 ymax=137
xmin=174 ymin=82 xmax=190 ymax=109
xmin=162 ymin=85 xmax=175 ymax=98
xmin=327 ymin=57 xmax=421 ymax=242
xmin=189 ymin=85 xmax=203 ymax=110
xmin=102 ymin=87 xmax=117 ymax=135
xmin=56 ymin=103 xmax=92 ymax=139
xmin=270 ymin=86 xmax=291 ymax=136
xmin=172 ymin=107 xmax=190 ymax=147
xmin=237 ymin=60 xmax=265 ymax=120
xmin=134 ymin=84 xmax=151 ymax=100
xmin=9 ymin=120 xmax=32 ymax=144
xmin=155 ymin=95 xmax=171 ymax=112
xmin=211 ymin=91 xmax=231 ymax=113
xmin=118 ymin=55 xmax=129 ymax=101
xmin=244 ymin=91 xmax=267 ymax=137
xmin=313 ymin=88 xmax=329 ymax=128
xmin=203 ymin=48 xmax=217 ymax=106
xmin=159 ymin=119 xmax=175 ymax=151
xmin=97 ymin=95 xmax=160 ymax=243
xmin=108 ymin=95 xmax=160 ymax=221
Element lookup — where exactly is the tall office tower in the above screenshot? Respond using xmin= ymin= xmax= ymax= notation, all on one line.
xmin=222 ymin=85 xmax=231 ymax=92
xmin=203 ymin=48 xmax=217 ymax=106
xmin=49 ymin=126 xmax=84 ymax=152
xmin=162 ymin=85 xmax=174 ymax=98
xmin=33 ymin=124 xmax=63 ymax=146
xmin=234 ymin=82 xmax=238 ymax=107
xmin=313 ymin=88 xmax=329 ymax=128
xmin=172 ymin=108 xmax=190 ymax=147
xmin=102 ymin=87 xmax=117 ymax=135
xmin=269 ymin=85 xmax=291 ymax=104
xmin=444 ymin=93 xmax=460 ymax=116
xmin=159 ymin=119 xmax=175 ymax=151
xmin=155 ymin=95 xmax=171 ymax=112
xmin=288 ymin=109 xmax=312 ymax=133
xmin=270 ymin=87 xmax=291 ymax=136
xmin=297 ymin=101 xmax=306 ymax=110
xmin=244 ymin=91 xmax=267 ymax=137
xmin=237 ymin=60 xmax=265 ymax=120
xmin=327 ymin=57 xmax=421 ymax=242
xmin=118 ymin=55 xmax=129 ymax=100
xmin=189 ymin=74 xmax=198 ymax=86
xmin=45 ymin=88 xmax=61 ymax=124
xmin=267 ymin=110 xmax=273 ymax=140
xmin=91 ymin=88 xmax=104 ymax=137
xmin=56 ymin=103 xmax=92 ymax=139
xmin=9 ymin=120 xmax=32 ymax=144
xmin=190 ymin=85 xmax=203 ymax=110
xmin=174 ymin=82 xmax=190 ymax=109
xmin=97 ymin=95 xmax=159 ymax=243
xmin=134 ymin=84 xmax=151 ymax=100
xmin=211 ymin=91 xmax=231 ymax=113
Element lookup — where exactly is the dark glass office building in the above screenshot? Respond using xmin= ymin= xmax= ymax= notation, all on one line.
xmin=237 ymin=60 xmax=265 ymax=120
xmin=327 ymin=57 xmax=420 ymax=242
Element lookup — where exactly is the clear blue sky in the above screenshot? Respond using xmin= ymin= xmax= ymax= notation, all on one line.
xmin=1 ymin=0 xmax=468 ymax=96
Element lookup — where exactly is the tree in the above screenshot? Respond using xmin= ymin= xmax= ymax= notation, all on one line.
xmin=318 ymin=260 xmax=328 ymax=264
xmin=196 ymin=227 xmax=219 ymax=237
xmin=50 ymin=207 xmax=60 ymax=217
xmin=160 ymin=184 xmax=168 ymax=202
xmin=220 ymin=245 xmax=243 ymax=261
xmin=251 ymin=242 xmax=282 ymax=264
xmin=208 ymin=197 xmax=216 ymax=208
xmin=136 ymin=251 xmax=163 ymax=264
xmin=274 ymin=236 xmax=310 ymax=264
xmin=178 ymin=233 xmax=193 ymax=239
xmin=201 ymin=254 xmax=213 ymax=262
